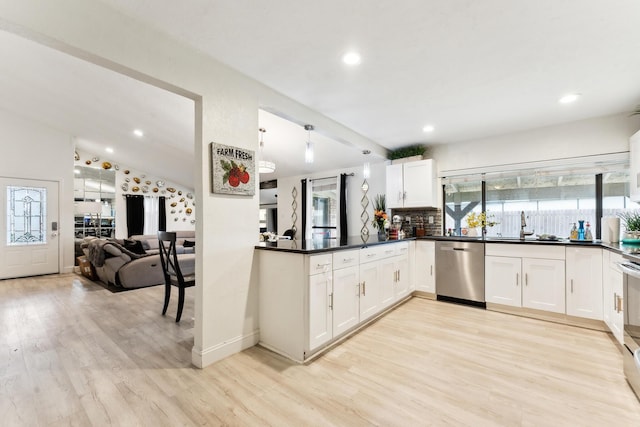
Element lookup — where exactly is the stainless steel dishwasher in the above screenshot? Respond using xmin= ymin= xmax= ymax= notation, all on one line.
xmin=435 ymin=240 xmax=485 ymax=307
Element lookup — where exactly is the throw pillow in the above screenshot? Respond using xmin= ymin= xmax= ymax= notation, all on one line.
xmin=139 ymin=239 xmax=151 ymax=250
xmin=123 ymin=239 xmax=147 ymax=255
xmin=183 ymin=240 xmax=195 ymax=248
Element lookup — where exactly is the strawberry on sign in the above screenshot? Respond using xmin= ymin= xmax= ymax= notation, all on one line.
xmin=210 ymin=143 xmax=255 ymax=195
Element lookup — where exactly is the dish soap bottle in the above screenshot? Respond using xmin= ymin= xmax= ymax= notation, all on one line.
xmin=585 ymin=222 xmax=593 ymax=241
xmin=570 ymin=223 xmax=578 ymax=240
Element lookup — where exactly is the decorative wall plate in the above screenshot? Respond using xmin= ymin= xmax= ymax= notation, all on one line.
xmin=142 ymin=186 xmax=149 ymax=193
xmin=153 ymin=188 xmax=159 ymax=193
xmin=92 ymin=157 xmax=99 ymax=162
xmin=186 ymin=193 xmax=193 ymax=199
xmin=156 ymin=180 xmax=164 ymax=187
xmin=125 ymin=177 xmax=130 ymax=182
xmin=114 ymin=165 xmax=119 ymax=170
xmin=124 ymin=170 xmax=130 ymax=174
xmin=132 ymin=186 xmax=140 ymax=192
xmin=102 ymin=161 xmax=112 ymax=170
xmin=145 ymin=180 xmax=151 ymax=185
xmin=179 ymin=197 xmax=185 ymax=202
xmin=170 ymin=202 xmax=177 ymax=207
xmin=167 ymin=187 xmax=176 ymax=193
xmin=186 ymin=208 xmax=192 ymax=214
xmin=121 ymin=183 xmax=128 ymax=191
xmin=171 ymin=209 xmax=176 ymax=214
xmin=85 ymin=160 xmax=92 ymax=165
xmin=133 ymin=177 xmax=141 ymax=183
xmin=178 ymin=190 xmax=183 ymax=195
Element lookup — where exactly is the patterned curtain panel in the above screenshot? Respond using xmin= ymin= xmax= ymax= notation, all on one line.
xmin=158 ymin=196 xmax=166 ymax=231
xmin=125 ymin=195 xmax=144 ymax=237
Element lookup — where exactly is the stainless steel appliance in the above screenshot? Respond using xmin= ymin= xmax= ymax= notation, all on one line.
xmin=618 ymin=255 xmax=640 ymax=398
xmin=435 ymin=240 xmax=485 ymax=307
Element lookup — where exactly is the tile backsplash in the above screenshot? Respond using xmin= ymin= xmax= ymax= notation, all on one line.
xmin=390 ymin=207 xmax=442 ymax=237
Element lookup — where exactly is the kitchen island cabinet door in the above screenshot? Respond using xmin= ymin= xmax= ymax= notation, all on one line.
xmin=332 ymin=265 xmax=360 ymax=337
xmin=522 ymin=258 xmax=565 ymax=314
xmin=308 ymin=272 xmax=333 ymax=351
xmin=359 ymin=261 xmax=380 ymax=321
xmin=415 ymin=241 xmax=436 ymax=293
xmin=485 ymin=256 xmax=522 ymax=307
xmin=566 ymin=247 xmax=603 ymax=320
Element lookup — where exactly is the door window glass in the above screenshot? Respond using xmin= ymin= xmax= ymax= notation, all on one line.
xmin=7 ymin=186 xmax=47 ymax=245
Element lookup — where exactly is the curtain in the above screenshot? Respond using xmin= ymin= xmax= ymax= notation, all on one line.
xmin=143 ymin=196 xmax=159 ymax=235
xmin=126 ymin=195 xmax=145 ymax=237
xmin=158 ymin=196 xmax=167 ymax=231
xmin=340 ymin=173 xmax=348 ymax=239
xmin=301 ymin=179 xmax=307 ymax=239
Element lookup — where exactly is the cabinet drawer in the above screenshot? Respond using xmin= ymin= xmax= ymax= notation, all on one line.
xmin=360 ymin=246 xmax=383 ymax=263
xmin=308 ymin=254 xmax=332 ymax=275
xmin=609 ymin=251 xmax=624 ymax=265
xmin=333 ymin=249 xmax=360 ymax=270
xmin=486 ymin=243 xmax=565 ymax=260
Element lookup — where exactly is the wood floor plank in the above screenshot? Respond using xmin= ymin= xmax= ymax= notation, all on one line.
xmin=1 ymin=273 xmax=639 ymax=426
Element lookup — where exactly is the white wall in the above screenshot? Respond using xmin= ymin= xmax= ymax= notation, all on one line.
xmin=277 ymin=162 xmax=387 ymax=239
xmin=430 ymin=113 xmax=640 ymax=175
xmin=0 ymin=0 xmax=381 ymax=368
xmin=0 ymin=108 xmax=75 ymax=272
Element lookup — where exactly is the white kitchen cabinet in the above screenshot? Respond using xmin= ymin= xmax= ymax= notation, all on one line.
xmin=386 ymin=159 xmax=437 ymax=208
xmin=359 ymin=259 xmax=380 ymax=321
xmin=485 ymin=244 xmax=565 ymax=314
xmin=485 ymin=255 xmax=521 ymax=307
xmin=394 ymin=254 xmax=411 ymax=301
xmin=380 ymin=256 xmax=397 ymax=307
xmin=414 ymin=240 xmax=436 ymax=293
xmin=332 ymin=265 xmax=360 ymax=337
xmin=630 ymin=130 xmax=640 ymax=202
xmin=259 ymin=241 xmax=412 ymax=363
xmin=307 ymin=254 xmax=333 ymax=351
xmin=522 ymin=258 xmax=565 ymax=314
xmin=565 ymin=247 xmax=603 ymax=320
xmin=603 ymin=250 xmax=624 ymax=344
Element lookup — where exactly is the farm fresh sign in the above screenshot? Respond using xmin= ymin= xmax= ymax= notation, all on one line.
xmin=210 ymin=143 xmax=255 ymax=196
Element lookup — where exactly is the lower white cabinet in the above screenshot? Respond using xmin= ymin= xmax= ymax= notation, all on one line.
xmin=259 ymin=241 xmax=411 ymax=363
xmin=414 ymin=241 xmax=436 ymax=293
xmin=565 ymin=247 xmax=603 ymax=320
xmin=308 ymin=269 xmax=333 ymax=350
xmin=485 ymin=244 xmax=565 ymax=314
xmin=603 ymin=249 xmax=624 ymax=344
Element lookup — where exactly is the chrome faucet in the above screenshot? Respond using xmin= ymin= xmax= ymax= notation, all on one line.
xmin=520 ymin=211 xmax=534 ymax=240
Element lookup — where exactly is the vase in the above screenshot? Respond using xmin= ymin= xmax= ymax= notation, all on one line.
xmin=378 ymin=230 xmax=387 ymax=241
xmin=467 ymin=228 xmax=478 ymax=237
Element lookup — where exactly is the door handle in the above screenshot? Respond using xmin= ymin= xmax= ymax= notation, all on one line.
xmin=570 ymin=279 xmax=574 ymax=293
xmin=362 ymin=281 xmax=366 ymax=296
xmin=525 ymin=273 xmax=528 ymax=286
xmin=430 ymin=265 xmax=433 ymax=276
xmin=329 ymin=293 xmax=333 ymax=310
xmin=516 ymin=273 xmax=519 ymax=286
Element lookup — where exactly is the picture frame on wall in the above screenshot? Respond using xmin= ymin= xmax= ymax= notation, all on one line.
xmin=210 ymin=142 xmax=256 ymax=196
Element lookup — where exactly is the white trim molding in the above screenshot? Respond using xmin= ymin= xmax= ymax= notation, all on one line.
xmin=191 ymin=329 xmax=260 ymax=368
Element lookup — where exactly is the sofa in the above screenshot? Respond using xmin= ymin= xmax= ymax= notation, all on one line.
xmin=81 ymin=231 xmax=195 ymax=289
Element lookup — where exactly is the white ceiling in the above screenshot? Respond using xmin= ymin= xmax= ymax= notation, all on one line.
xmin=1 ymin=1 xmax=640 ymax=187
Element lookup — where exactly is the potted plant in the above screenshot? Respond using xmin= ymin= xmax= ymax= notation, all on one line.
xmin=464 ymin=211 xmax=498 ymax=237
xmin=619 ymin=210 xmax=640 ymax=239
xmin=388 ymin=145 xmax=426 ymax=164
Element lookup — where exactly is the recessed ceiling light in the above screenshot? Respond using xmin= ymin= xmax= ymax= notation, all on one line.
xmin=342 ymin=52 xmax=361 ymax=66
xmin=422 ymin=125 xmax=435 ymax=133
xmin=105 ymin=147 xmax=114 ymax=153
xmin=133 ymin=129 xmax=144 ymax=137
xmin=559 ymin=93 xmax=581 ymax=104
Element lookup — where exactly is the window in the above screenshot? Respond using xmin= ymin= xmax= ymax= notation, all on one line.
xmin=311 ymin=177 xmax=338 ymax=239
xmin=7 ymin=186 xmax=46 ymax=245
xmin=442 ymin=155 xmax=637 ymax=239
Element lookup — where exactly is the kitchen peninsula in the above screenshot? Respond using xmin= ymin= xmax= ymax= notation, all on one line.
xmin=256 ymin=235 xmax=629 ymax=363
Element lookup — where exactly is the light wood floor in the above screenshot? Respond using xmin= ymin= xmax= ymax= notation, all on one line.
xmin=2 ymin=273 xmax=640 ymax=426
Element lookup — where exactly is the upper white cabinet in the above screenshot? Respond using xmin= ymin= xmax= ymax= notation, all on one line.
xmin=630 ymin=130 xmax=640 ymax=202
xmin=565 ymin=247 xmax=603 ymax=320
xmin=386 ymin=159 xmax=437 ymax=208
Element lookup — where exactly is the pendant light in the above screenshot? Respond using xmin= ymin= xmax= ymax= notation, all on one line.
xmin=258 ymin=128 xmax=276 ymax=174
xmin=304 ymin=124 xmax=314 ymax=164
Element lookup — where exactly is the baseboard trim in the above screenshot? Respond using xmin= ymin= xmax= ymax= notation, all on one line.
xmin=486 ymin=303 xmax=606 ymax=331
xmin=191 ymin=329 xmax=260 ymax=368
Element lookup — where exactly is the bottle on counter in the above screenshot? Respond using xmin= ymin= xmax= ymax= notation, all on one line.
xmin=570 ymin=223 xmax=578 ymax=240
xmin=585 ymin=222 xmax=593 ymax=240
xmin=578 ymin=220 xmax=585 ymax=240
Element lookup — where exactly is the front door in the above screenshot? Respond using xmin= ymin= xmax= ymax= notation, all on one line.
xmin=0 ymin=178 xmax=59 ymax=279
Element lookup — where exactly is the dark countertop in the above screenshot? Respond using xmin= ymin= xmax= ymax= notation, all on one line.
xmin=255 ymin=235 xmax=409 ymax=254
xmin=255 ymin=234 xmax=634 ymax=255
